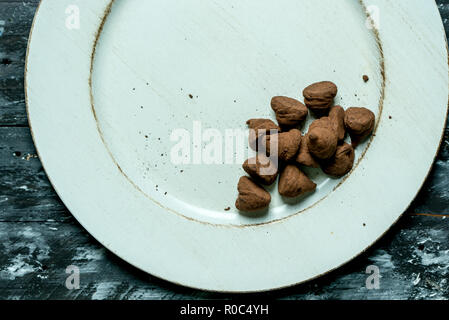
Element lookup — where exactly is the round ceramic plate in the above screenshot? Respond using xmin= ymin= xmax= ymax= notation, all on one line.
xmin=26 ymin=0 xmax=448 ymax=292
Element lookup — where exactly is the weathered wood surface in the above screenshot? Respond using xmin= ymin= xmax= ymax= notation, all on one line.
xmin=0 ymin=0 xmax=448 ymax=300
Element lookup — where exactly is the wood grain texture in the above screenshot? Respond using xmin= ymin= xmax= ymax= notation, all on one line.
xmin=0 ymin=0 xmax=448 ymax=299
xmin=0 ymin=215 xmax=448 ymax=300
xmin=0 ymin=2 xmax=37 ymax=126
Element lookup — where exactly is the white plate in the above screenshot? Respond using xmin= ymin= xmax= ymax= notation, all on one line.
xmin=26 ymin=0 xmax=448 ymax=292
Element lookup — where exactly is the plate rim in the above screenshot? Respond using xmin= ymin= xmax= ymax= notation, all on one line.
xmin=25 ymin=0 xmax=449 ymax=293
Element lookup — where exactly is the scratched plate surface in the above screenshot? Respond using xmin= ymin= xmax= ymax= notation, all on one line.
xmin=26 ymin=0 xmax=449 ymax=292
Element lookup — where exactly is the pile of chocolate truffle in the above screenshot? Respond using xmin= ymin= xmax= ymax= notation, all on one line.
xmin=235 ymin=81 xmax=375 ymax=212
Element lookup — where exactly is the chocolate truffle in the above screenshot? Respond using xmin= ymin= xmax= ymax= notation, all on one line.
xmin=321 ymin=143 xmax=355 ymax=177
xmin=278 ymin=165 xmax=317 ymax=198
xmin=344 ymin=107 xmax=375 ymax=147
xmin=243 ymin=155 xmax=278 ymax=185
xmin=303 ymin=81 xmax=338 ymax=116
xmin=263 ymin=129 xmax=302 ymax=162
xmin=307 ymin=118 xmax=338 ymax=160
xmin=296 ymin=133 xmax=320 ymax=168
xmin=271 ymin=96 xmax=308 ymax=128
xmin=329 ymin=105 xmax=346 ymax=142
xmin=247 ymin=119 xmax=280 ymax=151
xmin=235 ymin=176 xmax=271 ymax=212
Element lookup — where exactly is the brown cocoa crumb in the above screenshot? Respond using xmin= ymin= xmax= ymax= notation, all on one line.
xmin=224 ymin=207 xmax=231 ymax=211
xmin=363 ymin=75 xmax=369 ymax=82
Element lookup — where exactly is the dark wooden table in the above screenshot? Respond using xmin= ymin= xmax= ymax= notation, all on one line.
xmin=1 ymin=0 xmax=449 ymax=300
